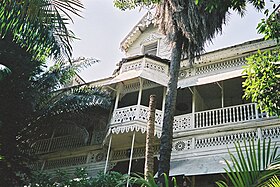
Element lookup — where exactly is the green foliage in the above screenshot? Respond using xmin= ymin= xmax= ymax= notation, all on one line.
xmin=216 ymin=139 xmax=280 ymax=187
xmin=243 ymin=49 xmax=280 ymax=116
xmin=0 ymin=0 xmax=83 ymax=61
xmin=114 ymin=0 xmax=161 ymax=10
xmin=28 ymin=169 xmax=126 ymax=187
xmin=195 ymin=0 xmax=265 ymax=14
xmin=262 ymin=175 xmax=280 ymax=187
xmin=0 ymin=49 xmax=111 ymax=185
xmin=129 ymin=173 xmax=178 ymax=187
xmin=257 ymin=4 xmax=280 ymax=42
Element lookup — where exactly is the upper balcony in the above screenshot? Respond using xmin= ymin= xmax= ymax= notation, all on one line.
xmin=109 ymin=54 xmax=170 ymax=87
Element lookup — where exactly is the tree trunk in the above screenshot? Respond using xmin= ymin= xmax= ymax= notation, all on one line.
xmin=144 ymin=94 xmax=156 ymax=179
xmin=158 ymin=28 xmax=183 ymax=185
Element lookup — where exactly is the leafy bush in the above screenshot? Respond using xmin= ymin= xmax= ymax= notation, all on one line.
xmin=27 ymin=168 xmax=126 ymax=187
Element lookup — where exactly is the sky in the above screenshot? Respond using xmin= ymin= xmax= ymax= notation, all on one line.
xmin=69 ymin=0 xmax=275 ymax=82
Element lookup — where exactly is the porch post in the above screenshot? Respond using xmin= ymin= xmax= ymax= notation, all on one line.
xmin=190 ymin=87 xmax=195 ymax=129
xmin=104 ymin=134 xmax=112 ymax=174
xmin=126 ymin=131 xmax=136 ymax=187
xmin=114 ymin=85 xmax=122 ymax=110
xmin=137 ymin=78 xmax=143 ymax=106
xmin=216 ymin=82 xmax=224 ymax=108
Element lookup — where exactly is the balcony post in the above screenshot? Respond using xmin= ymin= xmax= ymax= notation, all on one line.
xmin=104 ymin=134 xmax=112 ymax=174
xmin=114 ymin=85 xmax=122 ymax=110
xmin=190 ymin=87 xmax=195 ymax=129
xmin=216 ymin=82 xmax=224 ymax=108
xmin=127 ymin=131 xmax=136 ymax=187
xmin=136 ymin=78 xmax=143 ymax=119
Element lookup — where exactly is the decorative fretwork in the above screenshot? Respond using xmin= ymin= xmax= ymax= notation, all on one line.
xmin=144 ymin=60 xmax=167 ymax=74
xmin=179 ymin=68 xmax=194 ymax=79
xmin=262 ymin=126 xmax=280 ymax=139
xmin=111 ymin=103 xmax=267 ymax=135
xmin=195 ymin=57 xmax=247 ymax=75
xmin=44 ymin=155 xmax=87 ymax=170
xmin=119 ymin=58 xmax=168 ymax=77
xmin=173 ymin=113 xmax=193 ymax=132
xmin=111 ymin=105 xmax=162 ymax=137
xmin=32 ymin=135 xmax=86 ymax=154
xmin=121 ymin=61 xmax=142 ymax=73
xmin=122 ymin=80 xmax=158 ymax=94
xmin=88 ymin=150 xmax=106 ymax=163
xmin=195 ymin=130 xmax=258 ymax=149
xmin=91 ymin=131 xmax=106 ymax=145
xmin=111 ymin=106 xmax=138 ymax=124
xmin=139 ymin=106 xmax=163 ymax=125
xmin=179 ymin=56 xmax=248 ymax=80
xmin=173 ymin=140 xmax=191 ymax=151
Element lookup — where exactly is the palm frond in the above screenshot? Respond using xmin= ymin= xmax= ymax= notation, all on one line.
xmin=0 ymin=0 xmax=84 ymax=60
xmin=216 ymin=139 xmax=280 ymax=187
xmin=0 ymin=65 xmax=11 ymax=80
xmin=262 ymin=175 xmax=280 ymax=187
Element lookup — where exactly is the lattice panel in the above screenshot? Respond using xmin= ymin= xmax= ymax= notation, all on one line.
xmin=121 ymin=61 xmax=142 ymax=73
xmin=173 ymin=140 xmax=192 ymax=152
xmin=262 ymin=126 xmax=280 ymax=139
xmin=173 ymin=114 xmax=192 ymax=132
xmin=195 ymin=57 xmax=247 ymax=75
xmin=195 ymin=130 xmax=258 ymax=149
xmin=144 ymin=60 xmax=167 ymax=74
xmin=44 ymin=156 xmax=87 ymax=170
xmin=179 ymin=56 xmax=247 ymax=79
xmin=179 ymin=69 xmax=194 ymax=79
xmin=89 ymin=151 xmax=106 ymax=163
xmin=91 ymin=131 xmax=106 ymax=145
xmin=112 ymin=106 xmax=137 ymax=124
xmin=138 ymin=106 xmax=163 ymax=125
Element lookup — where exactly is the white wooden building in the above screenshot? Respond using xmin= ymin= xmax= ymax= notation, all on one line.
xmin=31 ymin=13 xmax=280 ymax=186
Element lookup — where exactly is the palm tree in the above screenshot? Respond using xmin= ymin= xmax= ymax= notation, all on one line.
xmin=0 ymin=52 xmax=111 ymax=185
xmin=216 ymin=139 xmax=280 ymax=187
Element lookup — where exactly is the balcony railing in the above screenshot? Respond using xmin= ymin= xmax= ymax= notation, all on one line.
xmin=111 ymin=103 xmax=267 ymax=133
xmin=32 ymin=131 xmax=106 ymax=154
xmin=120 ymin=58 xmax=169 ymax=75
xmin=111 ymin=105 xmax=163 ymax=126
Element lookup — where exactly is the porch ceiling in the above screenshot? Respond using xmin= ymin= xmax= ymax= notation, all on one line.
xmin=106 ymin=69 xmax=168 ymax=87
xmin=178 ymin=69 xmax=244 ymax=88
xmin=109 ymin=131 xmax=160 ymax=149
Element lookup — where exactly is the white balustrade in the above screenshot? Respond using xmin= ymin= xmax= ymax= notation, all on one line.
xmin=194 ymin=103 xmax=259 ymax=129
xmin=111 ymin=103 xmax=263 ymax=133
xmin=32 ymin=135 xmax=87 ymax=154
xmin=173 ymin=113 xmax=193 ymax=132
xmin=119 ymin=59 xmax=169 ymax=75
xmin=111 ymin=105 xmax=162 ymax=126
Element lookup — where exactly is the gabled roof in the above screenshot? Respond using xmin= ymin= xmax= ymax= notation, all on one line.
xmin=120 ymin=12 xmax=155 ymax=52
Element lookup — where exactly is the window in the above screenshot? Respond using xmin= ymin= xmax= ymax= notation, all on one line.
xmin=143 ymin=42 xmax=158 ymax=55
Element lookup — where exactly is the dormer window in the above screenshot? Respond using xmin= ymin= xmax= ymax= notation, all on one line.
xmin=143 ymin=42 xmax=158 ymax=55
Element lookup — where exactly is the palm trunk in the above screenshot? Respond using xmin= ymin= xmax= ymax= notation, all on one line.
xmin=144 ymin=94 xmax=156 ymax=179
xmin=158 ymin=28 xmax=183 ymax=185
